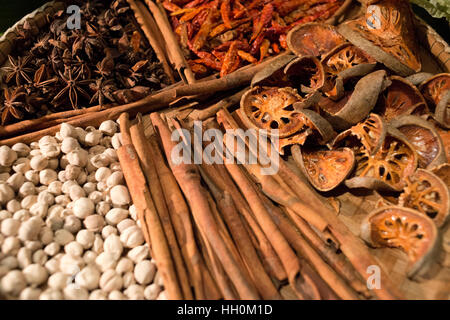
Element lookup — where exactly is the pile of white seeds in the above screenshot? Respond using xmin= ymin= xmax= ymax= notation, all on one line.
xmin=0 ymin=121 xmax=167 ymax=300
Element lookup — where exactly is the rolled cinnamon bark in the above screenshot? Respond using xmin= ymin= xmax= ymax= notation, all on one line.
xmin=149 ymin=133 xmax=219 ymax=300
xmin=151 ymin=112 xmax=260 ymax=299
xmin=129 ymin=118 xmax=193 ymax=300
xmin=117 ymin=113 xmax=183 ymax=300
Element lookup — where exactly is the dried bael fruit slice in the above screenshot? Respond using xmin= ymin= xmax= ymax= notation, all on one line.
xmin=338 ymin=0 xmax=421 ymax=76
xmin=420 ymin=73 xmax=450 ymax=129
xmin=399 ymin=169 xmax=450 ymax=227
xmin=286 ymin=23 xmax=346 ymax=58
xmin=319 ymin=70 xmax=390 ymax=131
xmin=431 ymin=163 xmax=450 ymax=188
xmin=390 ymin=115 xmax=447 ymax=169
xmin=240 ymin=86 xmax=310 ymax=138
xmin=284 ymin=56 xmax=325 ymax=93
xmin=276 ymin=109 xmax=336 ymax=155
xmin=321 ymin=43 xmax=377 ymax=99
xmin=332 ymin=113 xmax=387 ymax=155
xmin=296 ymin=109 xmax=336 ymax=144
xmin=251 ymin=55 xmax=296 ymax=88
xmin=294 ymin=146 xmax=355 ymax=192
xmin=361 ymin=206 xmax=438 ymax=278
xmin=376 ymin=76 xmax=428 ymax=121
xmin=346 ymin=127 xmax=418 ymax=191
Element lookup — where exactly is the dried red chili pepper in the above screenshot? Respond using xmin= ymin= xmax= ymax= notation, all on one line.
xmin=191 ymin=9 xmax=215 ymax=51
xmin=163 ymin=1 xmax=182 ymax=12
xmin=251 ymin=4 xmax=274 ymax=41
xmin=220 ymin=0 xmax=233 ymax=29
xmin=220 ymin=41 xmax=240 ymax=77
xmin=196 ymin=51 xmax=223 ymax=70
xmin=237 ymin=50 xmax=257 ymax=63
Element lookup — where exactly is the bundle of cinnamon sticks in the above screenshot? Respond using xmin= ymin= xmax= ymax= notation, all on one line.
xmin=116 ymin=107 xmax=403 ymax=300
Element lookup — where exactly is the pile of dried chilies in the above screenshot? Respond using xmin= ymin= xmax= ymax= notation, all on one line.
xmin=162 ymin=0 xmax=344 ymax=77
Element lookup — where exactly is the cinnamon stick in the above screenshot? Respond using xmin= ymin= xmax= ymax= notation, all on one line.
xmin=151 ymin=112 xmax=260 ymax=299
xmin=149 ymin=134 xmax=218 ymax=300
xmin=129 ymin=117 xmax=193 ymax=300
xmin=117 ymin=113 xmax=183 ymax=299
xmin=200 ymin=167 xmax=282 ymax=300
xmin=127 ymin=0 xmax=176 ymax=83
xmin=146 ymin=0 xmax=196 ymax=84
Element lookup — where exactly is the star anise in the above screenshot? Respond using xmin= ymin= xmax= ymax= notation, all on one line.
xmin=2 ymin=55 xmax=34 ymax=86
xmin=52 ymin=69 xmax=92 ymax=109
xmin=1 ymin=87 xmax=26 ymax=125
xmin=89 ymin=78 xmax=117 ymax=106
xmin=31 ymin=34 xmax=52 ymax=56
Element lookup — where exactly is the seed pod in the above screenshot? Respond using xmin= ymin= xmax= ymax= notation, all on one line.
xmin=39 ymin=169 xmax=57 ymax=185
xmin=75 ymin=265 xmax=101 ymax=290
xmin=99 ymin=120 xmax=118 ymax=136
xmin=0 ymin=183 xmax=14 ymax=205
xmin=109 ymin=185 xmax=130 ymax=206
xmin=17 ymin=247 xmax=32 ymax=268
xmin=12 ymin=143 xmax=31 ymax=157
xmin=54 ymin=229 xmax=75 ymax=246
xmin=72 ymin=197 xmax=95 ymax=218
xmin=127 ymin=245 xmax=149 ymax=264
xmin=44 ymin=242 xmax=60 ymax=257
xmin=120 ymin=226 xmax=144 ymax=248
xmin=76 ymin=230 xmax=95 ymax=249
xmin=84 ymin=215 xmax=105 ymax=232
xmin=18 ymin=217 xmax=43 ymax=242
xmin=105 ymin=208 xmax=129 ymax=225
xmin=104 ymin=234 xmax=123 ymax=260
xmin=0 ymin=146 xmax=17 ymax=167
xmin=7 ymin=173 xmax=24 ymax=191
xmin=40 ymin=288 xmax=64 ymax=300
xmin=125 ymin=284 xmax=145 ymax=300
xmin=65 ymin=165 xmax=82 ymax=181
xmin=67 ymin=149 xmax=89 ymax=167
xmin=1 ymin=270 xmax=26 ymax=295
xmin=99 ymin=269 xmax=123 ymax=292
xmin=30 ymin=155 xmax=48 ymax=171
xmin=65 ymin=241 xmax=84 ymax=257
xmin=48 ymin=272 xmax=69 ymax=290
xmin=24 ymin=170 xmax=39 ymax=185
xmin=60 ymin=123 xmax=77 ymax=139
xmin=85 ymin=131 xmax=102 ymax=147
xmin=116 ymin=257 xmax=134 ymax=275
xmin=95 ymin=167 xmax=112 ymax=182
xmin=64 ymin=284 xmax=89 ymax=300
xmin=61 ymin=137 xmax=80 ymax=154
xmin=12 ymin=158 xmax=30 ymax=174
xmin=23 ymin=264 xmax=48 ymax=285
xmin=20 ymin=287 xmax=42 ymax=300
xmin=1 ymin=218 xmax=20 ymax=236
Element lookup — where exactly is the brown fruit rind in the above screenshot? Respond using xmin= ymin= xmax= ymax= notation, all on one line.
xmin=361 ymin=206 xmax=439 ymax=278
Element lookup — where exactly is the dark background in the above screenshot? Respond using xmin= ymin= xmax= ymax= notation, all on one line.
xmin=0 ymin=0 xmax=448 ymax=42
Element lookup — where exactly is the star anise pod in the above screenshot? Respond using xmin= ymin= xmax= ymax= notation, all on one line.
xmin=53 ymin=69 xmax=92 ymax=110
xmin=31 ymin=34 xmax=52 ymax=56
xmin=1 ymin=87 xmax=27 ymax=125
xmin=89 ymin=78 xmax=117 ymax=106
xmin=2 ymin=55 xmax=34 ymax=86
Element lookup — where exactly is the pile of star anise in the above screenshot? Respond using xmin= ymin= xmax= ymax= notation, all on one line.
xmin=0 ymin=0 xmax=170 ymax=125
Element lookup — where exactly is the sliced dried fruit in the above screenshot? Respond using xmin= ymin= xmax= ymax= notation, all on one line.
xmin=399 ymin=169 xmax=450 ymax=227
xmin=332 ymin=113 xmax=387 ymax=155
xmin=294 ymin=146 xmax=355 ymax=192
xmin=431 ymin=163 xmax=450 ymax=188
xmin=390 ymin=115 xmax=447 ymax=169
xmin=296 ymin=109 xmax=336 ymax=144
xmin=321 ymin=43 xmax=376 ymax=99
xmin=239 ymin=86 xmax=303 ymax=137
xmin=361 ymin=206 xmax=438 ymax=278
xmin=251 ymin=54 xmax=296 ymax=87
xmin=319 ymin=70 xmax=390 ymax=131
xmin=420 ymin=73 xmax=450 ymax=129
xmin=338 ymin=0 xmax=422 ymax=76
xmin=278 ymin=129 xmax=312 ymax=155
xmin=346 ymin=128 xmax=418 ymax=191
xmin=376 ymin=76 xmax=428 ymax=121
xmin=284 ymin=56 xmax=325 ymax=93
xmin=286 ymin=23 xmax=346 ymax=58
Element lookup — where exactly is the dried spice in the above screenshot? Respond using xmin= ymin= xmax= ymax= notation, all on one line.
xmin=399 ymin=169 xmax=450 ymax=227
xmin=361 ymin=206 xmax=438 ymax=278
xmin=419 ymin=73 xmax=450 ymax=129
xmin=390 ymin=115 xmax=447 ymax=169
xmin=296 ymin=147 xmax=355 ymax=192
xmin=0 ymin=0 xmax=169 ymax=125
xmin=164 ymin=0 xmax=344 ymax=77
